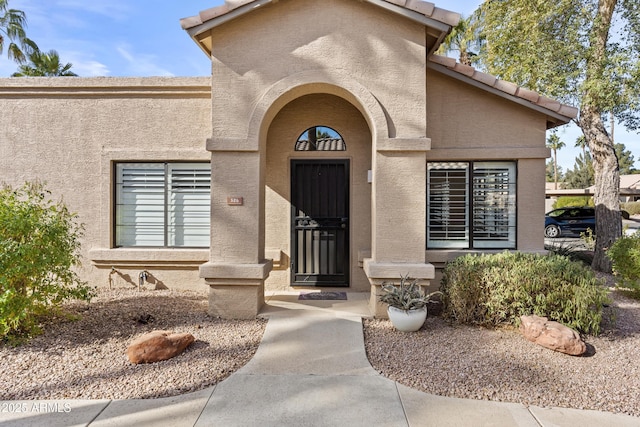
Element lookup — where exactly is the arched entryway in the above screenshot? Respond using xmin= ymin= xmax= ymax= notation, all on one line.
xmin=201 ymin=72 xmax=433 ymax=319
xmin=264 ymin=93 xmax=373 ymax=292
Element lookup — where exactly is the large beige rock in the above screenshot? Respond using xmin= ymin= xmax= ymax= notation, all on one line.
xmin=127 ymin=330 xmax=195 ymax=364
xmin=520 ymin=315 xmax=586 ymax=356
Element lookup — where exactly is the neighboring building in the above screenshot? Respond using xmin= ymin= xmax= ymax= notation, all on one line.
xmin=0 ymin=0 xmax=577 ymax=318
xmin=607 ymin=175 xmax=640 ymax=203
xmin=546 ymin=174 xmax=640 ymax=210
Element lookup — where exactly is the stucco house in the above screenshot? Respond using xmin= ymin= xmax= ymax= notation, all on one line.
xmin=0 ymin=0 xmax=577 ymax=318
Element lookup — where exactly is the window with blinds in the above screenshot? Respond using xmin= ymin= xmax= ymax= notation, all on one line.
xmin=472 ymin=162 xmax=516 ymax=248
xmin=115 ymin=163 xmax=210 ymax=247
xmin=427 ymin=161 xmax=516 ymax=249
xmin=427 ymin=163 xmax=469 ymax=248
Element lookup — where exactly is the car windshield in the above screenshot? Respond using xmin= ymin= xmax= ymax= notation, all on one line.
xmin=547 ymin=209 xmax=567 ymax=218
xmin=546 ymin=208 xmax=594 ymax=218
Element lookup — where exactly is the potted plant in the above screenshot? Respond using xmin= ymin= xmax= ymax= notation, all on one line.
xmin=379 ymin=275 xmax=441 ymax=332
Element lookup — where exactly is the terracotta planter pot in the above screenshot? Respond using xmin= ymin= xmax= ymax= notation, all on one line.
xmin=387 ymin=306 xmax=427 ymax=332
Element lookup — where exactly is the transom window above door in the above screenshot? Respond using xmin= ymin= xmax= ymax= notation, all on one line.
xmin=295 ymin=126 xmax=346 ymax=151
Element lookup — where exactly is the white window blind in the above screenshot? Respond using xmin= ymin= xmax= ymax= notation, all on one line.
xmin=167 ymin=164 xmax=211 ymax=247
xmin=472 ymin=162 xmax=516 ymax=248
xmin=427 ymin=163 xmax=469 ymax=248
xmin=115 ymin=163 xmax=210 ymax=247
xmin=427 ymin=161 xmax=516 ymax=249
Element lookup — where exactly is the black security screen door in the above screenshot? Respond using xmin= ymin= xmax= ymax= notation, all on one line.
xmin=291 ymin=160 xmax=350 ymax=286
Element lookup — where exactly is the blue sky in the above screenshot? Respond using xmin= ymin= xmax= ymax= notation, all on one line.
xmin=1 ymin=0 xmax=636 ymax=170
xmin=0 ymin=1 xmax=214 ymax=77
xmin=0 ymin=0 xmax=482 ymax=77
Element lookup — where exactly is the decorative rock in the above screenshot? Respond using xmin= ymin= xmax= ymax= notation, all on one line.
xmin=127 ymin=330 xmax=195 ymax=364
xmin=520 ymin=315 xmax=586 ymax=356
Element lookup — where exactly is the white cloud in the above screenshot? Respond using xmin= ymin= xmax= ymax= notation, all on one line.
xmin=74 ymin=60 xmax=110 ymax=77
xmin=3 ymin=1 xmax=212 ymax=78
xmin=0 ymin=56 xmax=106 ymax=78
xmin=116 ymin=44 xmax=175 ymax=77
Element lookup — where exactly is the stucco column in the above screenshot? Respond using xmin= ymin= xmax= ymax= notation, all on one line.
xmin=364 ymin=137 xmax=435 ymax=317
xmin=200 ymin=145 xmax=272 ymax=319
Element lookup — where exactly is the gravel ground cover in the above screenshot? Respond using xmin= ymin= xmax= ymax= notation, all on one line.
xmin=0 ymin=289 xmax=266 ymax=400
xmin=364 ymin=287 xmax=640 ymax=417
xmin=1 ymin=279 xmax=639 ymax=418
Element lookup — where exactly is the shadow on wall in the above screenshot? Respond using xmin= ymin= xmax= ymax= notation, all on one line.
xmin=108 ymin=268 xmax=168 ymax=290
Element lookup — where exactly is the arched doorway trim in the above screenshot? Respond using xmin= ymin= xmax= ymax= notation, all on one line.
xmin=247 ymin=70 xmax=390 ymax=152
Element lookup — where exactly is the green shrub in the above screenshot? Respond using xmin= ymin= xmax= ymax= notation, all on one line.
xmin=0 ymin=182 xmax=94 ymax=342
xmin=621 ymin=201 xmax=640 ymax=216
xmin=607 ymin=231 xmax=640 ymax=292
xmin=440 ymin=251 xmax=609 ymax=335
xmin=553 ymin=196 xmax=594 ymax=209
xmin=545 ymin=234 xmax=594 ymax=265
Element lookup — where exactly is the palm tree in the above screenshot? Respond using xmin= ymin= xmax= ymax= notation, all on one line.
xmin=546 ymin=133 xmax=565 ymax=190
xmin=0 ymin=0 xmax=38 ymax=64
xmin=12 ymin=49 xmax=77 ymax=76
xmin=575 ymin=136 xmax=588 ymax=160
xmin=436 ymin=16 xmax=478 ymax=66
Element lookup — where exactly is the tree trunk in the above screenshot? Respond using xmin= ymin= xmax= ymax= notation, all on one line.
xmin=580 ymin=107 xmax=621 ymax=272
xmin=580 ymin=0 xmax=620 ymax=272
xmin=553 ymin=148 xmax=559 ymax=190
xmin=460 ymin=50 xmax=472 ymax=66
xmin=610 ymin=112 xmax=615 ymax=144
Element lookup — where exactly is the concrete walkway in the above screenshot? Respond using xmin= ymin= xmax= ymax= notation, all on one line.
xmin=1 ymin=292 xmax=639 ymax=427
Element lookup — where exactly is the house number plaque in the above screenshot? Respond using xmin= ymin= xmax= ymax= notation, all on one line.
xmin=227 ymin=196 xmax=244 ymax=206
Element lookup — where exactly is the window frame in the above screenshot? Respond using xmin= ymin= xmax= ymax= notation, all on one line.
xmin=427 ymin=161 xmax=517 ymax=249
xmin=113 ymin=161 xmax=211 ymax=249
xmin=295 ymin=125 xmax=346 ymax=151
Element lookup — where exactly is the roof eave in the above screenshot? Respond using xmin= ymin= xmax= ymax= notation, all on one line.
xmin=183 ymin=0 xmax=456 ymax=58
xmin=365 ymin=0 xmax=452 ymax=33
xmin=427 ymin=61 xmax=575 ymax=129
xmin=187 ymin=0 xmax=276 ymax=40
xmin=185 ymin=0 xmax=278 ymax=57
xmin=367 ymin=0 xmax=453 ymax=55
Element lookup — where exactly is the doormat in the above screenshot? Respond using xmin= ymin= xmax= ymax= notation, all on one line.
xmin=298 ymin=292 xmax=347 ymax=301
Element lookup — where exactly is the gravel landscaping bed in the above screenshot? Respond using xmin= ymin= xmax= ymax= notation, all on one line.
xmin=0 ymin=288 xmax=266 ymax=400
xmin=1 ymin=281 xmax=639 ymax=418
xmin=364 ymin=288 xmax=640 ymax=417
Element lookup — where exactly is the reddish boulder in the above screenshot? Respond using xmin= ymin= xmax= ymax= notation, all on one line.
xmin=520 ymin=315 xmax=586 ymax=356
xmin=127 ymin=330 xmax=195 ymax=364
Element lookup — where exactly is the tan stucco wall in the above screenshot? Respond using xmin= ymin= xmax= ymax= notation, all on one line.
xmin=425 ymin=70 xmax=550 ymax=276
xmin=264 ymin=93 xmax=372 ymax=292
xmin=0 ymin=77 xmax=212 ymax=291
xmin=426 ymin=71 xmax=549 ymax=155
xmin=206 ymin=0 xmax=427 ymax=142
xmin=202 ymin=0 xmax=433 ymax=301
xmin=0 ymin=3 xmax=560 ymax=313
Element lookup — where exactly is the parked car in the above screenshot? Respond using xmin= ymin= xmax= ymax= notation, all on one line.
xmin=544 ymin=206 xmax=595 ymax=238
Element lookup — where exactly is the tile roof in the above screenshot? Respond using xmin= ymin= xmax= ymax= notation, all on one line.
xmin=428 ymin=54 xmax=579 ymax=125
xmin=295 ymin=138 xmax=346 ymax=151
xmin=179 ymin=2 xmax=576 ymax=126
xmin=620 ymin=175 xmax=640 ymax=189
xmin=180 ymin=0 xmax=460 ymax=31
xmin=548 ymin=175 xmax=640 ymax=195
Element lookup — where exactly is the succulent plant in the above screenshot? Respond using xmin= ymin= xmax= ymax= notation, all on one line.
xmin=379 ymin=275 xmax=442 ymax=311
